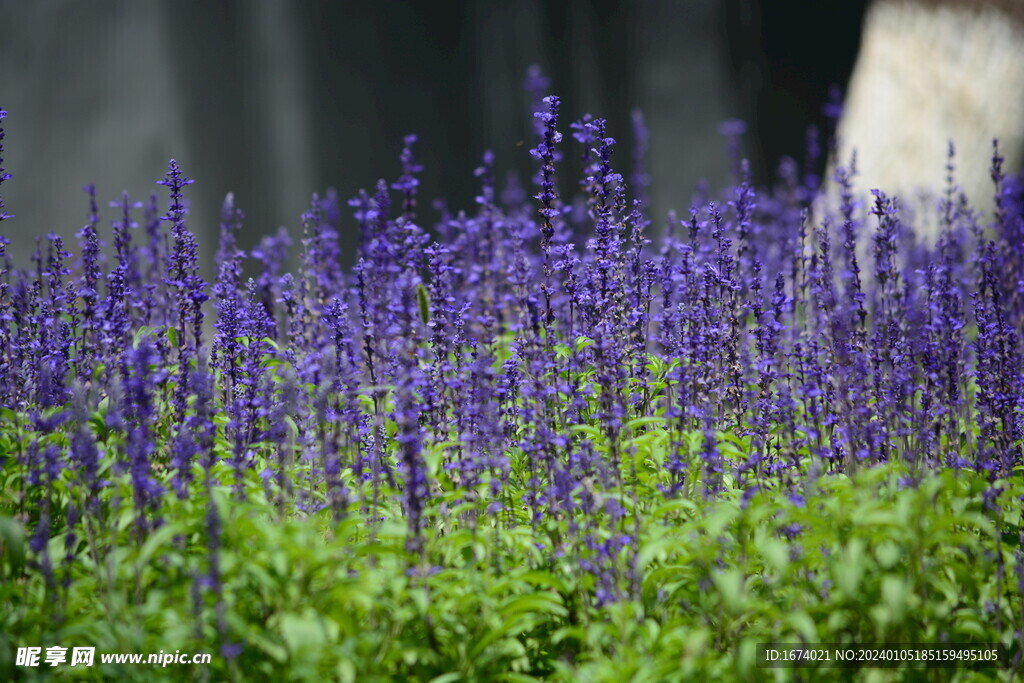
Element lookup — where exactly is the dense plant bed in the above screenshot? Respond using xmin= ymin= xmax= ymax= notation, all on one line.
xmin=0 ymin=89 xmax=1022 ymax=681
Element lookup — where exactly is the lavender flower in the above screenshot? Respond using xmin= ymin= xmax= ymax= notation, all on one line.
xmin=530 ymin=96 xmax=562 ymax=287
xmin=122 ymin=336 xmax=166 ymax=536
xmin=74 ymin=186 xmax=102 ymax=381
xmin=0 ymin=85 xmax=1022 ymax=645
xmin=159 ymin=160 xmax=207 ymax=360
xmin=392 ymin=134 xmax=423 ymax=222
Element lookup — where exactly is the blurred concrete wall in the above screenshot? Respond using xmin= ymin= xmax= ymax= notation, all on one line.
xmin=0 ymin=0 xmax=869 ymax=275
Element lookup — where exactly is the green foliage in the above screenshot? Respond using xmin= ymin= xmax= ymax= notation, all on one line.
xmin=0 ymin=324 xmax=1021 ymax=680
xmin=2 ymin=431 xmax=1021 ymax=681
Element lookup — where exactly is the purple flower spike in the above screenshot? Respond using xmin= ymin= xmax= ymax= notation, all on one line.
xmin=392 ymin=134 xmax=423 ymax=222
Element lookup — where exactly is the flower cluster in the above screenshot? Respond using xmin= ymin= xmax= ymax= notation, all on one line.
xmin=1 ymin=81 xmax=1022 ymax=630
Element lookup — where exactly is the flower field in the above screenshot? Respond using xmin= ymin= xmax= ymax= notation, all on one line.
xmin=0 ymin=87 xmax=1022 ymax=682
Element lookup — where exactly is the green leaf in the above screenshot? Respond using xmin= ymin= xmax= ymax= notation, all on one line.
xmin=430 ymin=674 xmax=464 ymax=683
xmin=834 ymin=538 xmax=866 ymax=596
xmin=519 ymin=569 xmax=568 ymax=594
xmin=132 ymin=325 xmax=153 ymax=348
xmin=881 ymin=575 xmax=908 ymax=623
xmin=637 ymin=534 xmax=676 ymax=569
xmin=566 ymin=424 xmax=602 ymax=439
xmin=417 ymin=283 xmax=431 ymax=325
xmin=626 ymin=416 xmax=665 ymax=431
xmin=785 ymin=611 xmax=818 ymax=642
xmin=874 ymin=541 xmax=901 ymax=569
xmin=756 ymin=534 xmax=788 ymax=574
xmin=276 ymin=610 xmax=338 ymax=654
xmin=711 ymin=568 xmax=744 ymax=611
xmin=574 ymin=336 xmax=594 ymax=352
xmin=423 ymin=446 xmax=444 ymax=479
xmin=651 ymin=498 xmax=699 ymax=519
xmin=250 ymin=632 xmax=289 ymax=663
xmin=500 ymin=593 xmax=568 ymax=620
xmin=134 ymin=521 xmax=181 ymax=571
xmin=0 ymin=515 xmax=26 ymax=576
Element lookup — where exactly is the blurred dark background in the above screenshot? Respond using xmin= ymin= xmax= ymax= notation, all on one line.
xmin=0 ymin=0 xmax=868 ymax=274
